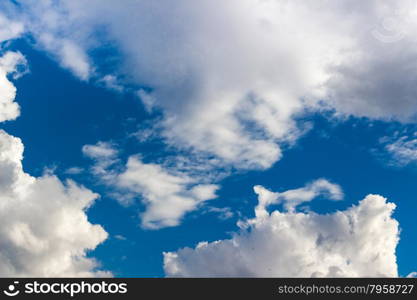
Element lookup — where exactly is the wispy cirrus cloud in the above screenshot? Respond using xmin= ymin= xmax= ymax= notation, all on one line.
xmin=378 ymin=131 xmax=417 ymax=167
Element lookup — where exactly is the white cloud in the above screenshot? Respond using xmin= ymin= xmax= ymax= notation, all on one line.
xmin=164 ymin=182 xmax=399 ymax=277
xmin=38 ymin=35 xmax=91 ymax=81
xmin=0 ymin=13 xmax=24 ymax=43
xmin=382 ymin=134 xmax=417 ymax=166
xmin=64 ymin=166 xmax=84 ymax=175
xmin=254 ymin=178 xmax=343 ymax=214
xmin=11 ymin=0 xmax=417 ymax=170
xmin=0 ymin=130 xmax=109 ymax=277
xmin=4 ymin=0 xmax=92 ymax=80
xmin=82 ymin=141 xmax=119 ymax=179
xmin=0 ymin=19 xmax=108 ymax=276
xmin=15 ymin=1 xmax=417 ymax=171
xmin=0 ymin=1 xmax=343 ymax=169
xmin=83 ymin=142 xmax=220 ymax=229
xmin=0 ymin=51 xmax=27 ymax=122
xmin=83 ymin=142 xmax=118 ymax=160
xmin=118 ymin=156 xmax=219 ymax=229
xmin=0 ymin=1 xmax=411 ymax=275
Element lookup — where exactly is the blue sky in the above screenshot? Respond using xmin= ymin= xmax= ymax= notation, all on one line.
xmin=1 ymin=0 xmax=417 ymax=278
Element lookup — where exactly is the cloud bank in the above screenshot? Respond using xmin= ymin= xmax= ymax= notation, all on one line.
xmin=0 ymin=131 xmax=109 ymax=276
xmin=164 ymin=182 xmax=399 ymax=277
xmin=83 ymin=142 xmax=219 ymax=229
xmin=7 ymin=0 xmax=417 ymax=170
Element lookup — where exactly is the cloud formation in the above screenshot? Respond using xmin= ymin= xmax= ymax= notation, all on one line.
xmin=0 ymin=24 xmax=109 ymax=276
xmin=254 ymin=179 xmax=343 ymax=214
xmin=0 ymin=131 xmax=109 ymax=276
xmin=164 ymin=182 xmax=399 ymax=277
xmin=7 ymin=0 xmax=417 ymax=170
xmin=0 ymin=50 xmax=27 ymax=122
xmin=83 ymin=142 xmax=219 ymax=229
xmin=0 ymin=14 xmax=25 ymax=123
xmin=0 ymin=0 xmax=411 ymax=276
xmin=0 ymin=13 xmax=23 ymax=43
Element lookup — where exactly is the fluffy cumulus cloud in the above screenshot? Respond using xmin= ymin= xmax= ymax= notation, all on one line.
xmin=0 ymin=51 xmax=26 ymax=122
xmin=83 ymin=142 xmax=219 ymax=229
xmin=0 ymin=13 xmax=26 ymax=123
xmin=5 ymin=0 xmax=417 ymax=170
xmin=164 ymin=181 xmax=399 ymax=277
xmin=0 ymin=131 xmax=109 ymax=276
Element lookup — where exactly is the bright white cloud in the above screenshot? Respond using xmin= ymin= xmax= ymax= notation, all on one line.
xmin=0 ymin=51 xmax=27 ymax=122
xmin=254 ymin=179 xmax=343 ymax=214
xmin=117 ymin=156 xmax=219 ymax=229
xmin=0 ymin=130 xmax=109 ymax=277
xmin=164 ymin=182 xmax=399 ymax=277
xmin=9 ymin=0 xmax=417 ymax=170
xmin=82 ymin=141 xmax=118 ymax=160
xmin=83 ymin=142 xmax=220 ymax=229
xmin=38 ymin=34 xmax=91 ymax=80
